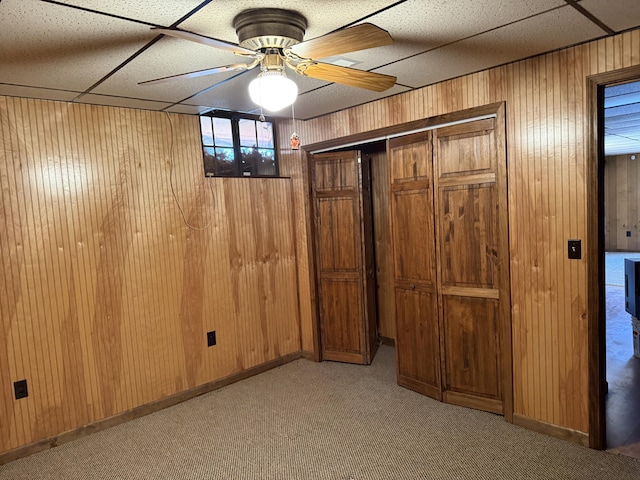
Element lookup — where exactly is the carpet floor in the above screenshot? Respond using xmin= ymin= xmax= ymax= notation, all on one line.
xmin=1 ymin=346 xmax=639 ymax=479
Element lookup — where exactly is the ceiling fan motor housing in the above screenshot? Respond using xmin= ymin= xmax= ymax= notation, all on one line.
xmin=233 ymin=8 xmax=307 ymax=51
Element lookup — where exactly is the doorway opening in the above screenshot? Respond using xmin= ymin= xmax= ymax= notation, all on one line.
xmin=588 ymin=67 xmax=640 ymax=455
xmin=603 ymin=79 xmax=640 ymax=459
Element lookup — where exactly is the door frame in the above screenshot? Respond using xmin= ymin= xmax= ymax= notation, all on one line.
xmin=302 ymin=103 xmax=512 ymax=422
xmin=587 ymin=64 xmax=640 ymax=450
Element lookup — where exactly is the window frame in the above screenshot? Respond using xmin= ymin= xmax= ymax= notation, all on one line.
xmin=199 ymin=110 xmax=280 ymax=178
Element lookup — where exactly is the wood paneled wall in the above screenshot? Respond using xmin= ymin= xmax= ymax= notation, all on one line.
xmin=604 ymin=153 xmax=640 ymax=251
xmin=280 ymin=28 xmax=640 ymax=434
xmin=0 ymin=97 xmax=301 ymax=454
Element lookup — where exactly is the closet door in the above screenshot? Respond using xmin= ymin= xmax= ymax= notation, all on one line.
xmin=389 ymin=132 xmax=442 ymax=399
xmin=433 ymin=117 xmax=508 ymax=415
xmin=312 ymin=151 xmax=377 ymax=364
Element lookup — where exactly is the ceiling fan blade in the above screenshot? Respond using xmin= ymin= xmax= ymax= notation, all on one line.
xmin=295 ymin=62 xmax=396 ymax=92
xmin=139 ymin=63 xmax=251 ymax=86
xmin=290 ymin=23 xmax=392 ymax=60
xmin=152 ymin=27 xmax=257 ymax=56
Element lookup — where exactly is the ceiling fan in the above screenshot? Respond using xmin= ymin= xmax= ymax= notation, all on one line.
xmin=140 ymin=8 xmax=397 ymax=111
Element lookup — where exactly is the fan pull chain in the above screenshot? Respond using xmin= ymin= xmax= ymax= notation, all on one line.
xmin=290 ymin=102 xmax=300 ymax=150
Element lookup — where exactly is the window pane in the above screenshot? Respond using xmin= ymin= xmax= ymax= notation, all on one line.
xmin=203 ymin=146 xmax=235 ymax=176
xmin=240 ymin=146 xmax=259 ymax=176
xmin=256 ymin=121 xmax=274 ymax=149
xmin=239 ymin=119 xmax=257 ymax=147
xmin=212 ymin=117 xmax=233 ymax=147
xmin=257 ymin=149 xmax=277 ymax=176
xmin=200 ymin=117 xmax=213 ymax=146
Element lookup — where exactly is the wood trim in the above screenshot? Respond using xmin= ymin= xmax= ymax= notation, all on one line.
xmin=304 ymin=150 xmax=323 ymax=362
xmin=443 ymin=391 xmax=503 ymax=415
xmin=0 ymin=352 xmax=303 ymax=466
xmin=322 ymin=351 xmax=368 ymax=364
xmin=513 ymin=414 xmax=589 ymax=447
xmin=441 ymin=286 xmax=500 ymax=299
xmin=302 ymin=103 xmax=504 ymax=154
xmin=300 ymin=351 xmax=318 ymax=361
xmin=398 ymin=375 xmax=443 ymax=401
xmin=586 ymin=64 xmax=640 ymax=450
xmin=437 ymin=173 xmax=496 ymax=188
xmin=495 ymin=103 xmax=514 ymax=424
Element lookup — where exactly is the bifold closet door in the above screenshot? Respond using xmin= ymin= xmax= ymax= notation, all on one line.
xmin=389 ymin=131 xmax=442 ymax=399
xmin=312 ymin=151 xmax=377 ymax=365
xmin=433 ymin=117 xmax=508 ymax=415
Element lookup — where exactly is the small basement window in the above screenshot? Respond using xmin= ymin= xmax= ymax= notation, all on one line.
xmin=200 ymin=112 xmax=279 ymax=177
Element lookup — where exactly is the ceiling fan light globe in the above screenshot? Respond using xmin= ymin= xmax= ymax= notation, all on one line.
xmin=249 ymin=71 xmax=298 ymax=112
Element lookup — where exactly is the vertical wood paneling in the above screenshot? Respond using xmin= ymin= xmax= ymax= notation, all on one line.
xmin=0 ymin=99 xmax=301 ymax=454
xmin=604 ymin=153 xmax=640 ymax=251
xmin=292 ymin=28 xmax=640 ymax=434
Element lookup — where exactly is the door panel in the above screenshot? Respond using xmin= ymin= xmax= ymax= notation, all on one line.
xmin=312 ymin=151 xmax=376 ymax=365
xmin=434 ymin=116 xmax=506 ymax=415
xmin=389 ymin=131 xmax=442 ymax=399
xmin=392 ymin=189 xmax=435 ymax=283
xmin=442 ymin=295 xmax=501 ymax=413
xmin=320 ymin=278 xmax=363 ymax=360
xmin=317 ymin=197 xmax=359 ymax=272
xmin=395 ymin=287 xmax=442 ymax=399
xmin=439 ymin=184 xmax=497 ymax=288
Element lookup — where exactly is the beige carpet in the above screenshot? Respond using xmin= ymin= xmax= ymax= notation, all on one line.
xmin=1 ymin=345 xmax=639 ymax=479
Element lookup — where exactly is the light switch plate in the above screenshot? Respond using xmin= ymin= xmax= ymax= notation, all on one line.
xmin=568 ymin=240 xmax=581 ymax=260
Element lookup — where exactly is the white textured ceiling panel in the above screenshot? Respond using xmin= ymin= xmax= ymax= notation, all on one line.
xmin=375 ymin=5 xmax=604 ymax=89
xmin=604 ymin=80 xmax=640 ymax=155
xmin=55 ymin=0 xmax=205 ymax=26
xmin=184 ymin=71 xmax=267 ymax=114
xmin=93 ymin=36 xmax=244 ymax=102
xmin=0 ymin=0 xmax=155 ymax=91
xmin=180 ymin=1 xmax=400 ymax=44
xmin=293 ymin=83 xmax=410 ymax=120
xmin=358 ymin=0 xmax=568 ymax=68
xmin=580 ymin=0 xmax=640 ymax=33
xmin=1 ymin=0 xmax=640 ymax=119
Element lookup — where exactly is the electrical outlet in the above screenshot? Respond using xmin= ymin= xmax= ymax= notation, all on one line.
xmin=14 ymin=379 xmax=28 ymax=400
xmin=627 ymin=231 xmax=632 ymax=237
xmin=207 ymin=331 xmax=216 ymax=347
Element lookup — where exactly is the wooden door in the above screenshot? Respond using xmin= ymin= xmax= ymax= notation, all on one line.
xmin=389 ymin=132 xmax=442 ymax=399
xmin=312 ymin=150 xmax=378 ymax=364
xmin=433 ymin=116 xmax=510 ymax=415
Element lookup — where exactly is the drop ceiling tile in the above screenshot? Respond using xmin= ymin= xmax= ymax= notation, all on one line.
xmin=55 ymin=0 xmax=205 ymax=26
xmin=75 ymin=94 xmax=172 ymax=111
xmin=580 ymin=0 xmax=640 ymax=33
xmin=0 ymin=0 xmax=156 ymax=92
xmin=93 ymin=36 xmax=245 ymax=102
xmin=184 ymin=71 xmax=265 ymax=114
xmin=0 ymin=84 xmax=80 ymax=102
xmin=293 ymin=83 xmax=410 ymax=120
xmin=165 ymin=104 xmax=213 ymax=115
xmin=180 ymin=1 xmax=401 ymax=45
xmin=376 ymin=5 xmax=604 ymax=89
xmin=361 ymin=0 xmax=568 ymax=64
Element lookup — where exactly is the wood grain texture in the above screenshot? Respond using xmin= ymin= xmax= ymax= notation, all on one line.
xmin=604 ymin=154 xmax=640 ymax=251
xmin=370 ymin=149 xmax=395 ymax=339
xmin=295 ymin=28 xmax=640 ymax=435
xmin=0 ymin=98 xmax=301 ymax=454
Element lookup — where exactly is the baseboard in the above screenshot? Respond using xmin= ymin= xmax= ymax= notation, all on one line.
xmin=512 ymin=414 xmax=589 ymax=447
xmin=0 ymin=351 xmax=303 ymax=466
xmin=380 ymin=336 xmax=395 ymax=347
xmin=300 ymin=350 xmax=317 ymax=361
